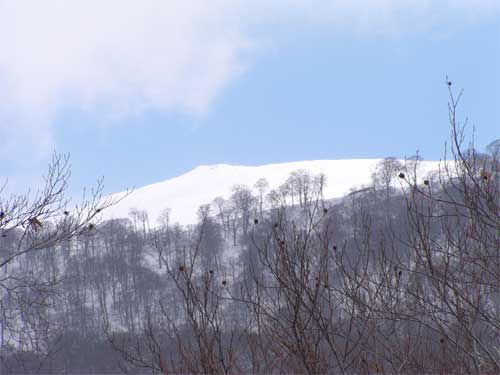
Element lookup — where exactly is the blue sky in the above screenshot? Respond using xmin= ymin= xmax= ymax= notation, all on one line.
xmin=0 ymin=1 xmax=498 ymax=195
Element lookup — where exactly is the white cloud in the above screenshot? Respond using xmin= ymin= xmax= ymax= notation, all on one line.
xmin=0 ymin=0 xmax=497 ymax=161
xmin=0 ymin=0 xmax=252 ymax=161
xmin=0 ymin=1 xmax=251 ymax=112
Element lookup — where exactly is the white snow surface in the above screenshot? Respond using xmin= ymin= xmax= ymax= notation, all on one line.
xmin=103 ymin=159 xmax=441 ymax=226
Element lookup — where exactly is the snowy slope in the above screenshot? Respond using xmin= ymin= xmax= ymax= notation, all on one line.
xmin=102 ymin=159 xmax=441 ymax=226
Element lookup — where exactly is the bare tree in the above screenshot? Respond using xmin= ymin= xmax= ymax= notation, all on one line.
xmin=372 ymin=157 xmax=403 ymax=201
xmin=254 ymin=178 xmax=269 ymax=219
xmin=391 ymin=83 xmax=500 ymax=373
xmin=101 ymin=83 xmax=498 ymax=374
xmin=212 ymin=197 xmax=228 ymax=239
xmin=0 ymin=152 xmax=125 ymax=367
xmin=104 ymin=214 xmax=251 ymax=374
xmin=229 ymin=185 xmax=256 ymax=237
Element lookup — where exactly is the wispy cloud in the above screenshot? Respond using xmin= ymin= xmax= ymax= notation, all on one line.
xmin=0 ymin=0 xmax=497 ymax=162
xmin=0 ymin=1 xmax=252 ymax=160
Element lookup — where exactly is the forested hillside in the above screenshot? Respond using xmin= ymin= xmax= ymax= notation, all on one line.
xmin=1 ymin=118 xmax=498 ymax=373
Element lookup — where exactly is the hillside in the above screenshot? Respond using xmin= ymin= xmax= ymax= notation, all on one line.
xmin=103 ymin=159 xmax=441 ymax=225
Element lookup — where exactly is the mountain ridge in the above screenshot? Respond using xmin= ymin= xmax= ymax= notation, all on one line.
xmin=102 ymin=159 xmax=442 ymax=226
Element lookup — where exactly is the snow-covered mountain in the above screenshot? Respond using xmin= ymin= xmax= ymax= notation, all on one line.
xmin=103 ymin=159 xmax=441 ymax=226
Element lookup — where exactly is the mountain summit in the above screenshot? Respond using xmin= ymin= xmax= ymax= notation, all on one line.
xmin=103 ymin=159 xmax=440 ymax=226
